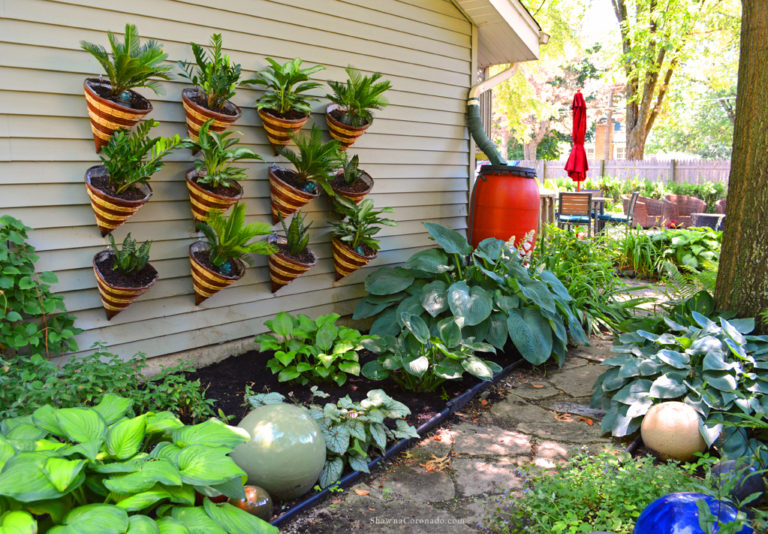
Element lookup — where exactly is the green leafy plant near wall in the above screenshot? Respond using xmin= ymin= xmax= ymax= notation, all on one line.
xmin=246 ymin=387 xmax=419 ymax=489
xmin=0 ymin=395 xmax=277 ymax=533
xmin=355 ymin=223 xmax=586 ymax=392
xmin=0 ymin=215 xmax=80 ymax=359
xmin=178 ymin=33 xmax=244 ymax=112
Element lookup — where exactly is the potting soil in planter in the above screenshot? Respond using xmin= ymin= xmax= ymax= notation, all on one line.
xmin=94 ymin=254 xmax=158 ymax=288
xmin=191 ymin=248 xmax=244 ymax=279
xmin=89 ymin=170 xmax=148 ymax=201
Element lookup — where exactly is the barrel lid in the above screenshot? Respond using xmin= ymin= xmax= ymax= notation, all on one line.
xmin=479 ymin=165 xmax=536 ymax=178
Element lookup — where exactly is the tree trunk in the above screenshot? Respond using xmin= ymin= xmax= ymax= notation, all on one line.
xmin=715 ymin=0 xmax=768 ymax=328
xmin=523 ymin=142 xmax=538 ymax=161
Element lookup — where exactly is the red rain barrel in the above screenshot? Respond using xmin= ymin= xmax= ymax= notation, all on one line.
xmin=469 ymin=165 xmax=540 ymax=249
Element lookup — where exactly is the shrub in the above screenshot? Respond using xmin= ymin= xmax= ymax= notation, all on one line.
xmin=246 ymin=387 xmax=418 ymax=488
xmin=656 ymin=227 xmax=721 ymax=273
xmin=0 ymin=396 xmax=277 ymax=533
xmin=484 ymin=449 xmax=708 ymax=534
xmin=0 ymin=215 xmax=80 ymax=359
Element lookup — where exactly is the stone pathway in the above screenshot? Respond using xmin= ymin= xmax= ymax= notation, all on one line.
xmin=283 ymin=335 xmax=623 ymax=533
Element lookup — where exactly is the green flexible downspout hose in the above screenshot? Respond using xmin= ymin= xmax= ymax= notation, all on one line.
xmin=467 ymin=97 xmax=506 ymax=167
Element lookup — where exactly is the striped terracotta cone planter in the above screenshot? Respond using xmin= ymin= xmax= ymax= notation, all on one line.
xmin=85 ymin=166 xmax=152 ymax=237
xmin=84 ymin=78 xmax=152 ymax=152
xmin=326 ymin=104 xmax=370 ymax=150
xmin=268 ymin=236 xmax=317 ymax=293
xmin=182 ymin=88 xmax=242 ymax=142
xmin=268 ymin=166 xmax=319 ymax=224
xmin=93 ymin=251 xmax=158 ymax=320
xmin=330 ymin=171 xmax=374 ymax=204
xmin=332 ymin=238 xmax=376 ymax=280
xmin=186 ymin=170 xmax=243 ymax=223
xmin=258 ymin=108 xmax=310 ymax=155
xmin=189 ymin=241 xmax=245 ymax=305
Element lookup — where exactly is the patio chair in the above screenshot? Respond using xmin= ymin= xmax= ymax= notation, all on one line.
xmin=556 ymin=192 xmax=593 ymax=236
xmin=633 ymin=196 xmax=675 ymax=229
xmin=598 ymin=192 xmax=639 ymax=229
xmin=663 ymin=194 xmax=706 ymax=227
xmin=716 ymin=198 xmax=727 ymax=214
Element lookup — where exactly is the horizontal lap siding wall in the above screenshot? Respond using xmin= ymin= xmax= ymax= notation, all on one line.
xmin=0 ymin=0 xmax=472 ymax=359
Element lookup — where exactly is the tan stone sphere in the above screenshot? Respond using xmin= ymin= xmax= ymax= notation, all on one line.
xmin=641 ymin=401 xmax=707 ymax=461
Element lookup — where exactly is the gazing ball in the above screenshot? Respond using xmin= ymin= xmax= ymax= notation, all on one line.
xmin=641 ymin=401 xmax=706 ymax=461
xmin=633 ymin=492 xmax=752 ymax=534
xmin=230 ymin=485 xmax=273 ymax=521
xmin=711 ymin=459 xmax=766 ymax=503
xmin=230 ymin=404 xmax=326 ymax=500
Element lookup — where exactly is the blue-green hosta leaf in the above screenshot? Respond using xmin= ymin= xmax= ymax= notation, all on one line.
xmin=601 ymin=404 xmax=641 ymax=437
xmin=655 ymin=349 xmax=689 ymax=369
xmin=461 ymin=357 xmax=494 ymax=381
xmin=319 ymin=457 xmax=344 ymax=488
xmin=176 ymin=446 xmax=246 ymax=487
xmin=127 ymin=515 xmax=161 ymax=534
xmin=396 ymin=295 xmax=424 ymax=320
xmin=436 ymin=317 xmax=461 ymax=348
xmin=495 ymin=294 xmax=519 ymax=312
xmin=93 ymin=394 xmax=134 ymax=425
xmin=348 ymin=453 xmax=370 ymax=474
xmin=704 ymin=371 xmax=738 ymax=392
xmin=636 ymin=330 xmax=660 ymax=343
xmin=434 ymin=359 xmax=463 ymax=380
xmin=617 ymin=359 xmax=641 ymax=379
xmin=370 ymin=308 xmax=400 ymax=337
xmin=203 ymin=499 xmax=279 ymax=534
xmin=638 ymin=359 xmax=664 ymax=376
xmin=420 ymin=281 xmax=448 ymax=317
xmin=59 ymin=503 xmax=129 ymax=534
xmin=400 ymin=313 xmax=430 ymax=343
xmin=727 ymin=317 xmax=755 ymax=334
xmin=170 ymin=506 xmax=227 ymax=534
xmin=724 ymin=337 xmax=747 ymax=359
xmin=107 ymin=415 xmax=147 ymax=460
xmin=0 ymin=452 xmax=63 ymax=502
xmin=649 ymin=375 xmax=688 ymax=399
xmin=55 ymin=408 xmax=106 ymax=444
xmin=0 ymin=510 xmax=37 ymax=534
xmin=600 ymin=368 xmax=627 ymax=392
xmin=702 ymin=351 xmax=737 ymax=372
xmin=517 ymin=279 xmax=556 ymax=314
xmin=538 ymin=270 xmax=573 ymax=302
xmin=423 ymin=222 xmax=472 ymax=255
xmin=506 ymin=308 xmax=553 ymax=365
xmin=691 ymin=311 xmax=715 ymax=329
xmin=487 ymin=313 xmax=508 ymax=349
xmin=172 ymin=420 xmax=249 ymax=450
xmin=473 ymin=238 xmax=505 ymax=263
xmin=353 ymin=295 xmax=401 ymax=320
xmin=403 ymin=355 xmax=430 ymax=378
xmin=625 ymin=396 xmax=654 ymax=419
xmin=116 ymin=488 xmax=171 ymax=512
xmin=447 ymin=282 xmax=492 ymax=327
xmin=365 ymin=267 xmax=415 ymax=295
xmin=146 ymin=412 xmax=184 ymax=435
xmin=43 ymin=457 xmax=85 ymax=493
xmin=405 ymin=248 xmax=453 ymax=273
xmin=689 ymin=336 xmax=723 ymax=355
xmin=718 ymin=426 xmax=749 ymax=458
xmin=369 ymin=423 xmax=387 ymax=452
xmin=612 ymin=380 xmax=652 ymax=405
xmin=720 ymin=318 xmax=747 ymax=344
xmin=103 ymin=459 xmax=182 ymax=494
xmin=361 ymin=360 xmax=390 ymax=381
xmin=603 ymin=354 xmax=636 ymax=367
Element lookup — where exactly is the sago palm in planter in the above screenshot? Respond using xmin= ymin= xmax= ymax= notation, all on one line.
xmin=81 ymin=24 xmax=171 ymax=151
xmin=93 ymin=233 xmax=158 ymax=320
xmin=268 ymin=211 xmax=317 ymax=292
xmin=187 ymin=119 xmax=262 ymax=223
xmin=326 ymin=66 xmax=391 ymax=150
xmin=269 ymin=126 xmax=340 ymax=223
xmin=179 ymin=33 xmax=245 ymax=142
xmin=85 ymin=120 xmax=187 ymax=236
xmin=330 ymin=197 xmax=395 ymax=280
xmin=190 ymin=202 xmax=275 ymax=305
xmin=245 ymin=57 xmax=325 ymax=154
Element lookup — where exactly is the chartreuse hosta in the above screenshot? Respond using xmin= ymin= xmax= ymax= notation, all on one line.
xmin=0 ymin=394 xmax=277 ymax=534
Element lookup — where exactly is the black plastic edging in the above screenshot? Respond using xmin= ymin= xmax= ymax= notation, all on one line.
xmin=270 ymin=357 xmax=524 ymax=527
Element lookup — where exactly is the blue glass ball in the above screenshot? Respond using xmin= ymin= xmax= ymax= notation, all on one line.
xmin=634 ymin=492 xmax=752 ymax=534
xmin=303 ymin=181 xmax=316 ymax=193
xmin=711 ymin=460 xmax=766 ymax=503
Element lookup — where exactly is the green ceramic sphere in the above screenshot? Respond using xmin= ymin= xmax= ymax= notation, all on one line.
xmin=231 ymin=404 xmax=326 ymax=500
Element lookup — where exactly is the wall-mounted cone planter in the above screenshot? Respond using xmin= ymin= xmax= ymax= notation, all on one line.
xmin=268 ymin=236 xmax=317 ymax=293
xmin=186 ymin=170 xmax=243 ymax=223
xmin=330 ymin=170 xmax=374 ymax=204
xmin=332 ymin=238 xmax=376 ymax=280
xmin=182 ymin=88 xmax=242 ymax=142
xmin=268 ymin=166 xmax=319 ymax=224
xmin=93 ymin=250 xmax=158 ymax=320
xmin=326 ymin=104 xmax=370 ymax=150
xmin=84 ymin=78 xmax=152 ymax=152
xmin=85 ymin=166 xmax=152 ymax=236
xmin=189 ymin=241 xmax=245 ymax=305
xmin=258 ymin=108 xmax=310 ymax=155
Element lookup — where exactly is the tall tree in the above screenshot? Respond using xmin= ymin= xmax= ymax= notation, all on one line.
xmin=612 ymin=0 xmax=722 ymax=159
xmin=714 ymin=0 xmax=768 ymax=325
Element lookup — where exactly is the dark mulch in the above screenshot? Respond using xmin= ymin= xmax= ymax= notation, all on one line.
xmin=274 ymin=242 xmax=316 ymax=265
xmin=95 ymin=255 xmax=157 ymax=288
xmin=192 ymin=175 xmax=240 ymax=197
xmin=187 ymin=90 xmax=239 ymax=116
xmin=89 ymin=81 xmax=150 ymax=110
xmin=262 ymin=108 xmax=308 ymax=121
xmin=329 ymin=108 xmax=368 ymax=128
xmin=90 ymin=170 xmax=148 ymax=201
xmin=191 ymin=248 xmax=243 ymax=278
xmin=329 ymin=172 xmax=371 ymax=194
xmin=272 ymin=168 xmax=314 ymax=192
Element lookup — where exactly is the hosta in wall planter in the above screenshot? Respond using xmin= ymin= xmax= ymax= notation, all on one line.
xmin=268 ymin=236 xmax=317 ymax=292
xmin=182 ymin=88 xmax=242 ymax=142
xmin=83 ymin=78 xmax=152 ymax=152
xmin=331 ymin=237 xmax=375 ymax=280
xmin=330 ymin=170 xmax=373 ymax=204
xmin=189 ymin=241 xmax=245 ymax=305
xmin=258 ymin=108 xmax=310 ymax=154
xmin=186 ymin=169 xmax=243 ymax=223
xmin=93 ymin=250 xmax=158 ymax=319
xmin=326 ymin=103 xmax=369 ymax=150
xmin=85 ymin=165 xmax=152 ymax=236
xmin=268 ymin=166 xmax=319 ymax=224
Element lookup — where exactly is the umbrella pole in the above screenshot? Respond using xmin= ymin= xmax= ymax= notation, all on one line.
xmin=576 ymin=181 xmax=580 ymax=192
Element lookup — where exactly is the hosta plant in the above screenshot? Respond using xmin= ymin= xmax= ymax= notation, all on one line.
xmin=246 ymin=388 xmax=419 ymax=488
xmin=178 ymin=33 xmax=243 ymax=112
xmin=0 ymin=395 xmax=277 ymax=533
xmin=655 ymin=227 xmax=721 ymax=273
xmin=246 ymin=57 xmax=325 ymax=116
xmin=192 ymin=119 xmax=261 ymax=189
xmin=591 ymin=311 xmax=768 ymax=463
xmin=254 ymin=312 xmax=373 ymax=386
xmin=107 ymin=233 xmax=151 ymax=275
xmin=356 ymin=223 xmax=586 ymax=391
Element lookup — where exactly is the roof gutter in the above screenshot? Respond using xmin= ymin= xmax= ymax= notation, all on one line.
xmin=467 ymin=64 xmax=518 ymax=166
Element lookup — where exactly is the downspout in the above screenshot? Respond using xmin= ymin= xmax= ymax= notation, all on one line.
xmin=467 ymin=65 xmax=519 ymax=166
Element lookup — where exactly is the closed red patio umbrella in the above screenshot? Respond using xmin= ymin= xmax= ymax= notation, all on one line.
xmin=564 ymin=90 xmax=588 ymax=191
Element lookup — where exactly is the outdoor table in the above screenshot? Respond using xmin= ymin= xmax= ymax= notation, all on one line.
xmin=690 ymin=212 xmax=725 ymax=230
xmin=591 ymin=197 xmax=609 ymax=233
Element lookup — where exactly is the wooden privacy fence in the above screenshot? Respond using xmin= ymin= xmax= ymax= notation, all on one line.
xmin=517 ymin=159 xmax=731 ymax=184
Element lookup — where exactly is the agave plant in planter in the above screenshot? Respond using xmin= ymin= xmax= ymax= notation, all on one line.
xmin=323 ymin=152 xmax=374 ymax=204
xmin=330 ymin=197 xmax=395 ymax=280
xmin=179 ymin=33 xmax=245 ymax=142
xmin=190 ymin=203 xmax=275 ymax=304
xmin=245 ymin=57 xmax=325 ymax=153
xmin=93 ymin=233 xmax=158 ymax=320
xmin=268 ymin=211 xmax=317 ymax=292
xmin=81 ymin=24 xmax=171 ymax=151
xmin=85 ymin=120 xmax=187 ymax=236
xmin=187 ymin=119 xmax=262 ymax=223
xmin=269 ymin=126 xmax=341 ymax=223
xmin=326 ymin=66 xmax=391 ymax=150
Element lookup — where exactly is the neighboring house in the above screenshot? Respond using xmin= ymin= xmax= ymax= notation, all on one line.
xmin=586 ymin=118 xmax=626 ymax=160
xmin=0 ymin=0 xmax=541 ymax=364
